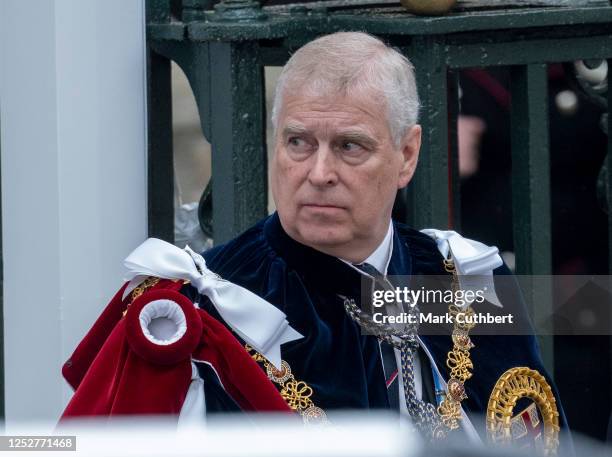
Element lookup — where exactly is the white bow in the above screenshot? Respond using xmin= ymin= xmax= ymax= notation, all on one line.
xmin=420 ymin=229 xmax=503 ymax=308
xmin=123 ymin=238 xmax=303 ymax=368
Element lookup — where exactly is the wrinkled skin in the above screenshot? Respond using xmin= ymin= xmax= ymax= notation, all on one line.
xmin=271 ymin=91 xmax=422 ymax=263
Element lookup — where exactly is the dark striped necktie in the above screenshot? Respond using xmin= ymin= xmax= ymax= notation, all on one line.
xmin=354 ymin=263 xmax=400 ymax=409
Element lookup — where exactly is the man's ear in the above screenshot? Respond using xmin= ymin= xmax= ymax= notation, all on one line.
xmin=398 ymin=124 xmax=421 ymax=188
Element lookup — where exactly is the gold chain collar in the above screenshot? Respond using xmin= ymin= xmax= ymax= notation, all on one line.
xmin=434 ymin=258 xmax=477 ymax=436
xmin=244 ymin=345 xmax=328 ymax=424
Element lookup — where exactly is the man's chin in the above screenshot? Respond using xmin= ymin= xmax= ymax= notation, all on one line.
xmin=294 ymin=225 xmax=352 ymax=250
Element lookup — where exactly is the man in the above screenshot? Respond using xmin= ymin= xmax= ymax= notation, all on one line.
xmin=63 ymin=31 xmax=566 ymax=450
xmin=198 ymin=31 xmax=567 ymax=448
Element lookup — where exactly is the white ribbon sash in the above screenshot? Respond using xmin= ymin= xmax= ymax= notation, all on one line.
xmin=420 ymin=229 xmax=503 ymax=308
xmin=123 ymin=238 xmax=302 ymax=368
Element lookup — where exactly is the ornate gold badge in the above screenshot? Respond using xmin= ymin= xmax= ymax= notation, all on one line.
xmin=487 ymin=367 xmax=560 ymax=455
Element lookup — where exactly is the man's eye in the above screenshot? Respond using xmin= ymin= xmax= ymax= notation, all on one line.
xmin=341 ymin=142 xmax=360 ymax=152
xmin=288 ymin=137 xmax=312 ymax=149
xmin=339 ymin=142 xmax=367 ymax=156
xmin=288 ymin=137 xmax=304 ymax=147
xmin=286 ymin=136 xmax=314 ymax=159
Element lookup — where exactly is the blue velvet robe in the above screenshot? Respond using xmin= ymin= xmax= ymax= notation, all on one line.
xmin=192 ymin=212 xmax=567 ymax=441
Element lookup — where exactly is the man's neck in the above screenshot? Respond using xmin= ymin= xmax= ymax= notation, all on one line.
xmin=339 ymin=221 xmax=394 ymax=275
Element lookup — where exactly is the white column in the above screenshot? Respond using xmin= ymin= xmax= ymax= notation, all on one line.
xmin=0 ymin=0 xmax=147 ymax=424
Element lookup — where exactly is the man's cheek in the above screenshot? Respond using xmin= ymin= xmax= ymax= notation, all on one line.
xmin=280 ymin=165 xmax=308 ymax=190
xmin=276 ymin=151 xmax=298 ymax=171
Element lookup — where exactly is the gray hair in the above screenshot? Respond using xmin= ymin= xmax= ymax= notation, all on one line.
xmin=270 ymin=32 xmax=420 ymax=147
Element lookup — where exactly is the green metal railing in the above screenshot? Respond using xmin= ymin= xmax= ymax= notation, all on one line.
xmin=146 ymin=0 xmax=612 ymax=254
xmin=145 ymin=0 xmax=612 ymax=436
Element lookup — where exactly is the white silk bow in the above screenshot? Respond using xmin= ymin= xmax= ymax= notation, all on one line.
xmin=123 ymin=238 xmax=303 ymax=368
xmin=420 ymin=229 xmax=503 ymax=308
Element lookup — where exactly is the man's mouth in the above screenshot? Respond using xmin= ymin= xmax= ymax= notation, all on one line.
xmin=301 ymin=203 xmax=345 ymax=209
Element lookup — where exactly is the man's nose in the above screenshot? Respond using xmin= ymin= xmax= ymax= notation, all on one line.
xmin=307 ymin=146 xmax=338 ymax=187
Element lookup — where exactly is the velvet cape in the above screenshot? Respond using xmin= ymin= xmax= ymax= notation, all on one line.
xmin=197 ymin=212 xmax=568 ymax=440
xmin=61 ymin=278 xmax=292 ymax=420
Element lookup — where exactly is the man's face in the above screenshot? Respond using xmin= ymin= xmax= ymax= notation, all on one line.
xmin=271 ymin=90 xmax=421 ymax=262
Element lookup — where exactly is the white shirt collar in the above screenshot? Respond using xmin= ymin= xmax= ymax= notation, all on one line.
xmin=339 ymin=221 xmax=394 ymax=276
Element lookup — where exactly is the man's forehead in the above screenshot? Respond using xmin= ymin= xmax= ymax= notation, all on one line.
xmin=277 ymin=93 xmax=387 ymax=131
xmin=282 ymin=90 xmax=381 ymax=110
xmin=280 ymin=121 xmax=376 ymax=140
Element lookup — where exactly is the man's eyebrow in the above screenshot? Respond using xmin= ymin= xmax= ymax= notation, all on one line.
xmin=281 ymin=123 xmax=309 ymax=137
xmin=336 ymin=130 xmax=378 ymax=147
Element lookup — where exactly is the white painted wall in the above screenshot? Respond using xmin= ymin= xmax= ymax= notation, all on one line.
xmin=0 ymin=0 xmax=148 ymax=423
